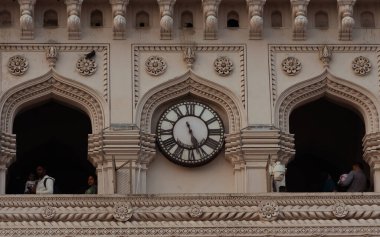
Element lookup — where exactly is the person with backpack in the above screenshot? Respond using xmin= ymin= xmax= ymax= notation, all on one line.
xmin=32 ymin=165 xmax=54 ymax=194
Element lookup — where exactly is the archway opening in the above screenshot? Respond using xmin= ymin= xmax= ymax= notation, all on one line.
xmin=6 ymin=100 xmax=95 ymax=194
xmin=286 ymin=98 xmax=368 ymax=192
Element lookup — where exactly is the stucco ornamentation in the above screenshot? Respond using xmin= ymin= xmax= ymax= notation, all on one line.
xmin=319 ymin=45 xmax=332 ymax=67
xmin=46 ymin=46 xmax=59 ymax=67
xmin=352 ymin=56 xmax=371 ymax=76
xmin=145 ymin=56 xmax=167 ymax=76
xmin=332 ymin=201 xmax=349 ymax=218
xmin=183 ymin=47 xmax=196 ymax=69
xmin=113 ymin=203 xmax=133 ymax=221
xmin=214 ymin=56 xmax=233 ymax=76
xmin=188 ymin=205 xmax=203 ymax=218
xmin=76 ymin=57 xmax=97 ymax=76
xmin=258 ymin=200 xmax=279 ymax=221
xmin=281 ymin=56 xmax=301 ymax=76
xmin=41 ymin=206 xmax=56 ymax=220
xmin=7 ymin=55 xmax=29 ymax=76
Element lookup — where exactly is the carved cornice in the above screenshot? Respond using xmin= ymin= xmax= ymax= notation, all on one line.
xmin=1 ymin=194 xmax=380 ymax=236
xmin=0 ymin=44 xmax=110 ymax=102
xmin=132 ymin=44 xmax=246 ymax=109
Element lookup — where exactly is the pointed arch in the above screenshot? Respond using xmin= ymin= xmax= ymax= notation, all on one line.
xmin=275 ymin=70 xmax=379 ymax=134
xmin=0 ymin=69 xmax=107 ymax=134
xmin=136 ymin=70 xmax=246 ymax=133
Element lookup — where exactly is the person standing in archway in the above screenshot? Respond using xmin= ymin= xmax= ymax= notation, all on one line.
xmin=32 ymin=165 xmax=54 ymax=194
xmin=338 ymin=162 xmax=367 ymax=192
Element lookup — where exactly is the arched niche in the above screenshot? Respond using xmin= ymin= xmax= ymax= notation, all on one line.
xmin=360 ymin=11 xmax=375 ymax=28
xmin=275 ymin=70 xmax=379 ymax=135
xmin=136 ymin=11 xmax=149 ymax=28
xmin=43 ymin=9 xmax=58 ymax=27
xmin=181 ymin=11 xmax=194 ymax=28
xmin=227 ymin=11 xmax=239 ymax=28
xmin=91 ymin=9 xmax=103 ymax=27
xmin=136 ymin=70 xmax=246 ymax=134
xmin=271 ymin=10 xmax=282 ymax=27
xmin=0 ymin=70 xmax=107 ymax=167
xmin=315 ymin=11 xmax=328 ymax=28
xmin=0 ymin=10 xmax=11 ymax=27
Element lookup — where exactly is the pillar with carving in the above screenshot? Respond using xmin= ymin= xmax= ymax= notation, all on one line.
xmin=64 ymin=0 xmax=83 ymax=40
xmin=337 ymin=0 xmax=356 ymax=41
xmin=246 ymin=0 xmax=266 ymax=40
xmin=0 ymin=132 xmax=16 ymax=194
xmin=110 ymin=0 xmax=129 ymax=40
xmin=18 ymin=0 xmax=36 ymax=40
xmin=202 ymin=0 xmax=221 ymax=40
xmin=363 ymin=132 xmax=380 ymax=192
xmin=290 ymin=0 xmax=310 ymax=40
xmin=225 ymin=132 xmax=246 ymax=193
xmin=157 ymin=0 xmax=176 ymax=40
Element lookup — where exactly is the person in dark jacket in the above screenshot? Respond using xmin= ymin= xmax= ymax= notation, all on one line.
xmin=338 ymin=162 xmax=367 ymax=192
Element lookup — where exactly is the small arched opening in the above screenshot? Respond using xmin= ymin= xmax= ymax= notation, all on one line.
xmin=181 ymin=11 xmax=193 ymax=28
xmin=360 ymin=11 xmax=375 ymax=28
xmin=6 ymin=100 xmax=95 ymax=194
xmin=43 ymin=9 xmax=58 ymax=27
xmin=0 ymin=10 xmax=11 ymax=27
xmin=136 ymin=11 xmax=149 ymax=28
xmin=286 ymin=98 xmax=369 ymax=192
xmin=315 ymin=11 xmax=329 ymax=28
xmin=227 ymin=11 xmax=239 ymax=28
xmin=271 ymin=10 xmax=282 ymax=27
xmin=90 ymin=10 xmax=103 ymax=27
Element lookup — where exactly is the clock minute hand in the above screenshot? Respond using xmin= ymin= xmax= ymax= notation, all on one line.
xmin=186 ymin=121 xmax=199 ymax=149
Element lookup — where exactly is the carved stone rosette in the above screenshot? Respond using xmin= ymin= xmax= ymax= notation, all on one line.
xmin=145 ymin=56 xmax=167 ymax=76
xmin=332 ymin=201 xmax=348 ymax=218
xmin=113 ymin=203 xmax=133 ymax=221
xmin=8 ymin=55 xmax=29 ymax=76
xmin=41 ymin=206 xmax=56 ymax=220
xmin=76 ymin=57 xmax=97 ymax=76
xmin=352 ymin=56 xmax=371 ymax=76
xmin=281 ymin=56 xmax=301 ymax=76
xmin=258 ymin=200 xmax=279 ymax=221
xmin=214 ymin=56 xmax=233 ymax=76
xmin=188 ymin=205 xmax=203 ymax=218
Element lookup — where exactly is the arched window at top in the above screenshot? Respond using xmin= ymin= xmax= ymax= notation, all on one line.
xmin=43 ymin=9 xmax=58 ymax=27
xmin=271 ymin=11 xmax=282 ymax=27
xmin=360 ymin=11 xmax=375 ymax=28
xmin=136 ymin=11 xmax=149 ymax=28
xmin=227 ymin=11 xmax=239 ymax=28
xmin=181 ymin=11 xmax=193 ymax=28
xmin=91 ymin=10 xmax=103 ymax=27
xmin=315 ymin=11 xmax=328 ymax=28
xmin=0 ymin=10 xmax=11 ymax=27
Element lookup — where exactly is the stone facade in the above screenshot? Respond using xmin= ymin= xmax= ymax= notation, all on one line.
xmin=1 ymin=0 xmax=380 ymax=236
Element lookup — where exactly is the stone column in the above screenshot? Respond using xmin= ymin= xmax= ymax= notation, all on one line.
xmin=18 ymin=0 xmax=36 ymax=40
xmin=202 ymin=0 xmax=221 ymax=40
xmin=65 ymin=0 xmax=83 ymax=40
xmin=246 ymin=0 xmax=266 ymax=40
xmin=109 ymin=0 xmax=129 ymax=39
xmin=225 ymin=132 xmax=246 ymax=193
xmin=337 ymin=0 xmax=356 ymax=41
xmin=134 ymin=132 xmax=155 ymax=194
xmin=363 ymin=132 xmax=380 ymax=192
xmin=157 ymin=0 xmax=176 ymax=40
xmin=0 ymin=132 xmax=16 ymax=194
xmin=290 ymin=0 xmax=310 ymax=40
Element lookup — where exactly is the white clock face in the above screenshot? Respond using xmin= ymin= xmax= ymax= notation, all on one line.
xmin=157 ymin=101 xmax=225 ymax=167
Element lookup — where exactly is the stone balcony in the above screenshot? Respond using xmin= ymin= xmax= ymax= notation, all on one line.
xmin=0 ymin=193 xmax=379 ymax=236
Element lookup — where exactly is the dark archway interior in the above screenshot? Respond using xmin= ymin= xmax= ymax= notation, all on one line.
xmin=286 ymin=98 xmax=368 ymax=192
xmin=6 ymin=100 xmax=95 ymax=194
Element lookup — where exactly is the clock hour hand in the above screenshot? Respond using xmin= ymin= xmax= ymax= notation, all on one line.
xmin=186 ymin=121 xmax=199 ymax=149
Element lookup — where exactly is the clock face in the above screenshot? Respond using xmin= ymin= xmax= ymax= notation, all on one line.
xmin=157 ymin=101 xmax=225 ymax=167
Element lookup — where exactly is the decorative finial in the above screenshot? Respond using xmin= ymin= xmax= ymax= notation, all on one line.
xmin=46 ymin=46 xmax=59 ymax=68
xmin=319 ymin=45 xmax=332 ymax=67
xmin=183 ymin=47 xmax=196 ymax=69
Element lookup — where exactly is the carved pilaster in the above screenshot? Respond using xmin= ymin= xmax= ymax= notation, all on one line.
xmin=246 ymin=0 xmax=266 ymax=40
xmin=337 ymin=0 xmax=356 ymax=41
xmin=363 ymin=132 xmax=380 ymax=191
xmin=65 ymin=0 xmax=83 ymax=40
xmin=202 ymin=0 xmax=221 ymax=40
xmin=109 ymin=0 xmax=129 ymax=39
xmin=135 ymin=131 xmax=156 ymax=194
xmin=290 ymin=0 xmax=310 ymax=40
xmin=18 ymin=0 xmax=36 ymax=40
xmin=0 ymin=132 xmax=16 ymax=194
xmin=157 ymin=0 xmax=176 ymax=40
xmin=225 ymin=132 xmax=245 ymax=192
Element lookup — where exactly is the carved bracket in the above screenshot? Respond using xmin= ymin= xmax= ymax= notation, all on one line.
xmin=139 ymin=131 xmax=156 ymax=165
xmin=65 ymin=0 xmax=83 ymax=40
xmin=202 ymin=0 xmax=221 ymax=40
xmin=109 ymin=0 xmax=129 ymax=39
xmin=246 ymin=0 xmax=266 ymax=40
xmin=157 ymin=0 xmax=176 ymax=40
xmin=18 ymin=0 xmax=36 ymax=40
xmin=0 ymin=132 xmax=16 ymax=168
xmin=290 ymin=0 xmax=310 ymax=40
xmin=338 ymin=0 xmax=356 ymax=41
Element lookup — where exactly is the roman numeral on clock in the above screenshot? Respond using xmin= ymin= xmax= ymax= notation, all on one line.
xmin=162 ymin=137 xmax=176 ymax=150
xmin=173 ymin=146 xmax=184 ymax=159
xmin=173 ymin=107 xmax=184 ymax=117
xmin=204 ymin=138 xmax=219 ymax=150
xmin=206 ymin=117 xmax=218 ymax=125
xmin=185 ymin=104 xmax=195 ymax=115
xmin=160 ymin=129 xmax=172 ymax=135
xmin=208 ymin=128 xmax=222 ymax=136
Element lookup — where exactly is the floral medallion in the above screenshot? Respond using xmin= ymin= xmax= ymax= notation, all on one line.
xmin=41 ymin=206 xmax=56 ymax=220
xmin=145 ymin=56 xmax=167 ymax=76
xmin=188 ymin=205 xmax=203 ymax=218
xmin=214 ymin=56 xmax=233 ymax=76
xmin=352 ymin=56 xmax=371 ymax=76
xmin=113 ymin=203 xmax=133 ymax=221
xmin=332 ymin=201 xmax=348 ymax=218
xmin=282 ymin=56 xmax=301 ymax=76
xmin=258 ymin=200 xmax=279 ymax=221
xmin=8 ymin=55 xmax=29 ymax=76
xmin=76 ymin=57 xmax=97 ymax=76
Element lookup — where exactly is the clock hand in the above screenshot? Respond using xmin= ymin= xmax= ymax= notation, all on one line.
xmin=186 ymin=121 xmax=199 ymax=149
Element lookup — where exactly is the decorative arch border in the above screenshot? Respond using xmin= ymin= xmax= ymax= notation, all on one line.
xmin=275 ymin=69 xmax=380 ymax=134
xmin=0 ymin=69 xmax=107 ymax=134
xmin=136 ymin=70 xmax=246 ymax=133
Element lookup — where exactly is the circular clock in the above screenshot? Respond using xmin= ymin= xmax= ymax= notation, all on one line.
xmin=156 ymin=101 xmax=225 ymax=167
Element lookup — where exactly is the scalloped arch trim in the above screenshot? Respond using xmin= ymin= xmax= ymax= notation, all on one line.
xmin=275 ymin=70 xmax=379 ymax=133
xmin=0 ymin=70 xmax=106 ymax=134
xmin=136 ymin=70 xmax=246 ymax=133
